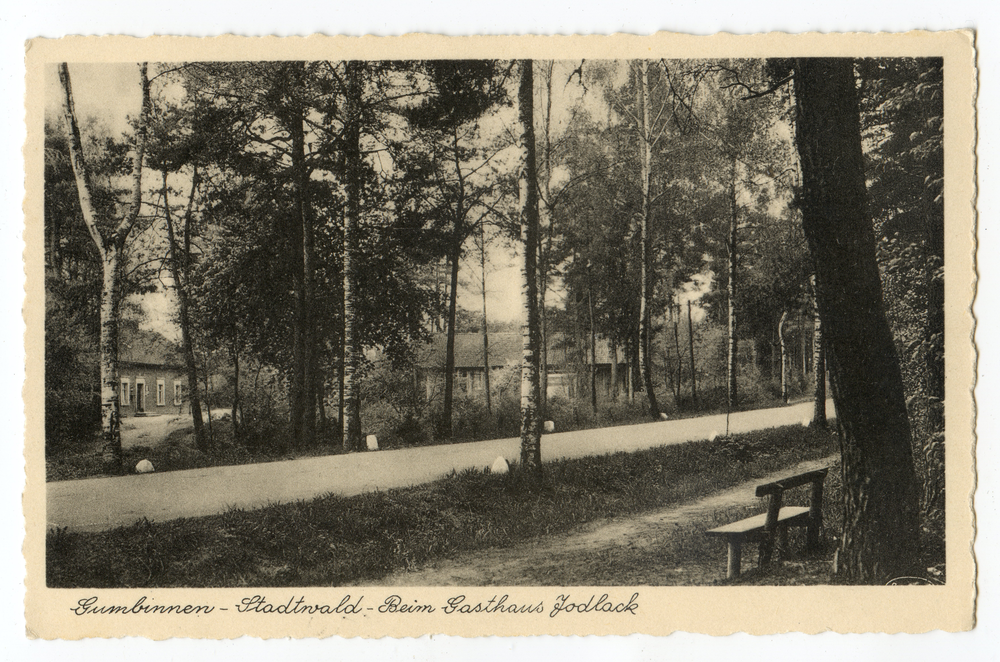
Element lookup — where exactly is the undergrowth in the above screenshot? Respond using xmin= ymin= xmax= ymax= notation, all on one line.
xmin=48 ymin=424 xmax=838 ymax=588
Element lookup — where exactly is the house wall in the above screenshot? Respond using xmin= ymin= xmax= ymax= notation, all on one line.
xmin=420 ymin=364 xmax=623 ymax=403
xmin=119 ymin=364 xmax=187 ymax=417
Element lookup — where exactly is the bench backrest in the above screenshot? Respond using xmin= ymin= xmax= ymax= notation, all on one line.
xmin=755 ymin=467 xmax=829 ymax=497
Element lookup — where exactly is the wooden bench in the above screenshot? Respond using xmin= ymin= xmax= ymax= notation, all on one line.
xmin=706 ymin=467 xmax=828 ymax=579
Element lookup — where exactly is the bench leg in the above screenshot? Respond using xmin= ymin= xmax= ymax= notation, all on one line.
xmin=727 ymin=540 xmax=742 ymax=579
xmin=807 ymin=480 xmax=824 ymax=550
xmin=778 ymin=524 xmax=789 ymax=561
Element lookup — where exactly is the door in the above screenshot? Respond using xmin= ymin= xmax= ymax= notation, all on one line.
xmin=135 ymin=382 xmax=145 ymax=414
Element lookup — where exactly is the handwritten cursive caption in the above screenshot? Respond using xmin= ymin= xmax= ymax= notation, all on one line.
xmin=70 ymin=592 xmax=640 ymax=618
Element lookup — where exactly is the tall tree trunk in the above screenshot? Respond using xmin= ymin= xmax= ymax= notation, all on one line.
xmin=538 ymin=270 xmax=548 ymax=417
xmin=442 ymin=128 xmax=467 ymax=438
xmin=636 ymin=61 xmax=660 ymax=419
xmin=779 ymin=310 xmax=790 ymax=403
xmin=230 ymin=339 xmax=241 ymax=443
xmin=538 ymin=61 xmax=555 ymax=419
xmin=341 ymin=61 xmax=364 ymax=452
xmin=589 ymin=284 xmax=598 ymax=414
xmin=610 ymin=342 xmax=619 ymax=400
xmin=316 ymin=365 xmax=327 ymax=430
xmin=287 ymin=79 xmax=315 ymax=449
xmin=517 ymin=59 xmax=542 ymax=475
xmin=160 ymin=169 xmax=208 ymax=453
xmin=202 ymin=351 xmax=214 ymax=441
xmin=480 ymin=222 xmax=492 ymax=414
xmin=98 ymin=249 xmax=124 ymax=471
xmin=799 ymin=308 xmax=807 ymax=380
xmin=58 ymin=62 xmax=150 ymax=475
xmin=626 ymin=336 xmax=635 ymax=402
xmin=337 ymin=355 xmax=346 ymax=446
xmin=672 ymin=302 xmax=682 ymax=400
xmin=793 ymin=57 xmax=919 ymax=582
xmin=662 ymin=331 xmax=674 ymax=401
xmin=442 ymin=221 xmax=461 ymax=437
xmin=688 ymin=300 xmax=697 ymax=405
xmin=727 ymin=168 xmax=739 ymax=410
xmin=811 ymin=275 xmax=827 ymax=428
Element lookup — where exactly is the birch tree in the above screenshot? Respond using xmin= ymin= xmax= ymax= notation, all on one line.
xmin=634 ymin=60 xmax=660 ymax=418
xmin=58 ymin=62 xmax=151 ymax=474
xmin=517 ymin=60 xmax=542 ymax=474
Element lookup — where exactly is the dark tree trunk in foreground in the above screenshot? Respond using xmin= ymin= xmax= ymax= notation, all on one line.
xmin=793 ymin=57 xmax=920 ymax=582
xmin=517 ymin=60 xmax=542 ymax=474
xmin=59 ymin=62 xmax=151 ymax=475
xmin=810 ymin=275 xmax=827 ymax=428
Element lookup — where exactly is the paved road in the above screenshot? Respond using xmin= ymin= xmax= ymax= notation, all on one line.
xmin=47 ymin=400 xmax=834 ymax=532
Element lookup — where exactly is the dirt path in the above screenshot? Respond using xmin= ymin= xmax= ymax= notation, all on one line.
xmin=366 ymin=455 xmax=837 ymax=587
xmin=120 ymin=409 xmax=234 ymax=450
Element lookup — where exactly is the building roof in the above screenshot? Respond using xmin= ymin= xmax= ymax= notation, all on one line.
xmin=119 ymin=328 xmax=183 ymax=368
xmin=416 ymin=332 xmax=619 ymax=370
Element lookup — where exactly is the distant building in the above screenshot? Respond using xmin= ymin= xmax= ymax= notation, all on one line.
xmin=117 ymin=329 xmax=187 ymax=417
xmin=416 ymin=332 xmax=623 ymax=401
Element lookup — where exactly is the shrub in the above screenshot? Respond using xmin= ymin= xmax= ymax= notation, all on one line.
xmin=45 ymin=387 xmax=101 ymax=452
xmin=394 ymin=413 xmax=428 ymax=446
xmin=237 ymin=384 xmax=286 ymax=452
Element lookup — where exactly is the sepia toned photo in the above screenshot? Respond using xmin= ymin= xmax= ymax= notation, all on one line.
xmin=23 ymin=32 xmax=977 ymax=638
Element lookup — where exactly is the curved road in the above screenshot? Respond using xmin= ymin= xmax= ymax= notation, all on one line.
xmin=47 ymin=400 xmax=834 ymax=532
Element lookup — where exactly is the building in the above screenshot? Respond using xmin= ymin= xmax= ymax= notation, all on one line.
xmin=416 ymin=332 xmax=623 ymax=402
xmin=117 ymin=329 xmax=187 ymax=417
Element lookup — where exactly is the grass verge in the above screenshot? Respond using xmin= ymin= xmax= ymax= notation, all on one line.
xmin=47 ymin=424 xmax=838 ymax=588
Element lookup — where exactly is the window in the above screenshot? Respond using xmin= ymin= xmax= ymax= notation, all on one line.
xmin=120 ymin=378 xmax=130 ymax=406
xmin=173 ymin=380 xmax=182 ymax=406
xmin=471 ymin=370 xmax=484 ymax=391
xmin=156 ymin=379 xmax=165 ymax=406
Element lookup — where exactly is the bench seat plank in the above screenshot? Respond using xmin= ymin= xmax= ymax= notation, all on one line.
xmin=705 ymin=506 xmax=810 ymax=537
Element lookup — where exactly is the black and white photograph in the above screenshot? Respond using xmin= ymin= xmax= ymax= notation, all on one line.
xmin=23 ymin=32 xmax=976 ymax=638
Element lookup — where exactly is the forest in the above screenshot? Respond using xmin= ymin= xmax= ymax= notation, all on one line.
xmin=45 ymin=57 xmax=943 ymax=583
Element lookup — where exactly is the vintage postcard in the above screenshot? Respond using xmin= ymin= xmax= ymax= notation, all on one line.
xmin=24 ymin=31 xmax=977 ymax=638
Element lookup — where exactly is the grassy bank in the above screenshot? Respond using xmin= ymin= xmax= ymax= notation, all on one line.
xmin=48 ymin=424 xmax=838 ymax=588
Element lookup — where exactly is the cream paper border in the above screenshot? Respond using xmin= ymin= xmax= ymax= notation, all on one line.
xmin=23 ymin=31 xmax=977 ymax=638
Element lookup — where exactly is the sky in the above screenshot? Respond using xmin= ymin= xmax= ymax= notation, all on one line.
xmin=45 ymin=62 xmax=142 ymax=137
xmin=44 ymin=60 xmax=620 ymax=338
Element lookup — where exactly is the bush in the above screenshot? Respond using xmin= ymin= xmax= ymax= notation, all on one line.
xmin=600 ymin=398 xmax=650 ymax=424
xmin=237 ymin=385 xmax=286 ymax=452
xmin=394 ymin=413 xmax=428 ymax=446
xmin=45 ymin=387 xmax=101 ymax=452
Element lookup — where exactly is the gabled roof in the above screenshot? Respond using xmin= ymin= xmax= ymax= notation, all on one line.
xmin=416 ymin=332 xmax=619 ymax=370
xmin=119 ymin=328 xmax=183 ymax=368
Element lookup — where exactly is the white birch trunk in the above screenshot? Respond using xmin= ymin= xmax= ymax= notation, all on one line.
xmin=517 ymin=59 xmax=542 ymax=473
xmin=59 ymin=62 xmax=150 ymax=474
xmin=636 ymin=61 xmax=660 ymax=418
